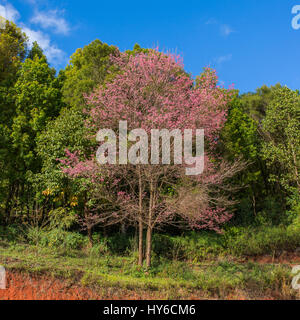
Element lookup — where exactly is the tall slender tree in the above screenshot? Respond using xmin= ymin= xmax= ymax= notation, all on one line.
xmin=7 ymin=47 xmax=63 ymax=222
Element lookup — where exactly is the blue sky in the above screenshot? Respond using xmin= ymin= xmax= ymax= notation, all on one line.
xmin=1 ymin=0 xmax=299 ymax=93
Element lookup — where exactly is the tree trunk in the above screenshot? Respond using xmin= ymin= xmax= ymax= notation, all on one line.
xmin=120 ymin=222 xmax=126 ymax=235
xmin=146 ymin=225 xmax=152 ymax=268
xmin=87 ymin=226 xmax=93 ymax=248
xmin=138 ymin=166 xmax=144 ymax=266
xmin=291 ymin=146 xmax=300 ymax=191
xmin=288 ymin=114 xmax=300 ymax=191
xmin=138 ymin=217 xmax=143 ymax=266
xmin=5 ymin=183 xmax=14 ymax=224
xmin=146 ymin=178 xmax=154 ymax=269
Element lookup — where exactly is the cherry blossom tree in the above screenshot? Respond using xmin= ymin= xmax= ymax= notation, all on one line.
xmin=60 ymin=49 xmax=243 ymax=268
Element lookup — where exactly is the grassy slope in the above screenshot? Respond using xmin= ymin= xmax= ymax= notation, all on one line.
xmin=0 ymin=241 xmax=298 ymax=299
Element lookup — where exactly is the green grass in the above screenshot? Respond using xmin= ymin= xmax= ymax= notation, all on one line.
xmin=1 ymin=224 xmax=300 ymax=299
xmin=0 ymin=241 xmax=297 ymax=299
xmin=2 ymin=224 xmax=300 ymax=260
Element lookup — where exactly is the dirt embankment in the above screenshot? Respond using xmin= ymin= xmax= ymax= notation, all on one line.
xmin=0 ymin=271 xmax=162 ymax=300
xmin=0 ymin=271 xmax=101 ymax=300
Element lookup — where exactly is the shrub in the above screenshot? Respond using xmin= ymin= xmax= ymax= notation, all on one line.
xmin=0 ymin=225 xmax=25 ymax=243
xmin=152 ymin=232 xmax=224 ymax=262
xmin=88 ymin=240 xmax=109 ymax=257
xmin=106 ymin=233 xmax=136 ymax=255
xmin=224 ymin=225 xmax=300 ymax=256
xmin=26 ymin=227 xmax=87 ymax=250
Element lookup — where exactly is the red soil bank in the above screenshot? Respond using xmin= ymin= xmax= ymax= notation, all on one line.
xmin=0 ymin=271 xmax=101 ymax=300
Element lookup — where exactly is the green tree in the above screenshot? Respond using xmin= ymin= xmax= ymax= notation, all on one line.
xmin=0 ymin=18 xmax=27 ymax=145
xmin=27 ymin=41 xmax=45 ymax=61
xmin=0 ymin=17 xmax=27 ymax=86
xmin=11 ymin=54 xmax=63 ymax=173
xmin=222 ymin=97 xmax=259 ymax=160
xmin=35 ymin=107 xmax=95 ymax=234
xmin=36 ymin=108 xmax=92 ymax=195
xmin=0 ymin=18 xmax=27 ymax=222
xmin=221 ymin=95 xmax=265 ymax=222
xmin=221 ymin=89 xmax=287 ymax=225
xmin=4 ymin=49 xmax=64 ymax=222
xmin=241 ymin=84 xmax=282 ymax=123
xmin=62 ymin=39 xmax=119 ymax=109
xmin=262 ymin=87 xmax=300 ymax=193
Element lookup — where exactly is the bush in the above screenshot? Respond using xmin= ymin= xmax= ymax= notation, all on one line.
xmin=152 ymin=232 xmax=224 ymax=262
xmin=106 ymin=233 xmax=136 ymax=255
xmin=224 ymin=225 xmax=300 ymax=256
xmin=88 ymin=240 xmax=109 ymax=257
xmin=26 ymin=227 xmax=87 ymax=250
xmin=231 ymin=195 xmax=286 ymax=227
xmin=0 ymin=225 xmax=25 ymax=243
xmin=286 ymin=190 xmax=300 ymax=225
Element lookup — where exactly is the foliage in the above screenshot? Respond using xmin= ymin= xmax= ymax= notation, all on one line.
xmin=224 ymin=225 xmax=300 ymax=256
xmin=0 ymin=19 xmax=27 ymax=219
xmin=36 ymin=107 xmax=92 ymax=200
xmin=11 ymin=54 xmax=62 ymax=174
xmin=0 ymin=18 xmax=27 ymax=86
xmin=62 ymin=39 xmax=119 ymax=109
xmin=26 ymin=227 xmax=87 ymax=250
xmin=261 ymin=87 xmax=300 ymax=193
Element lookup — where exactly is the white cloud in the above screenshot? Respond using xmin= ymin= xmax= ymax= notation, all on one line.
xmin=0 ymin=2 xmax=68 ymax=67
xmin=23 ymin=27 xmax=67 ymax=65
xmin=31 ymin=10 xmax=70 ymax=35
xmin=214 ymin=54 xmax=232 ymax=64
xmin=205 ymin=19 xmax=235 ymax=38
xmin=220 ymin=24 xmax=234 ymax=37
xmin=0 ymin=3 xmax=20 ymax=21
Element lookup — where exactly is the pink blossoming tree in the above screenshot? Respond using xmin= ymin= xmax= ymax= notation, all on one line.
xmin=60 ymin=49 xmax=244 ymax=268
